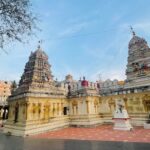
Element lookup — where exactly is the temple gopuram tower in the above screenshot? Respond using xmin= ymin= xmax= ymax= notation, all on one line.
xmin=4 ymin=46 xmax=69 ymax=136
xmin=16 ymin=45 xmax=54 ymax=94
xmin=125 ymin=28 xmax=150 ymax=88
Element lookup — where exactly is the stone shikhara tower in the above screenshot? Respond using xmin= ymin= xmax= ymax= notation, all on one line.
xmin=20 ymin=46 xmax=53 ymax=85
xmin=14 ymin=46 xmax=62 ymax=95
xmin=126 ymin=28 xmax=150 ymax=88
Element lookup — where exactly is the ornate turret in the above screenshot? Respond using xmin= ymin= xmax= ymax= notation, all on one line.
xmin=13 ymin=45 xmax=65 ymax=96
xmin=128 ymin=27 xmax=148 ymax=52
xmin=81 ymin=77 xmax=89 ymax=87
xmin=65 ymin=74 xmax=73 ymax=83
xmin=126 ymin=28 xmax=150 ymax=87
xmin=19 ymin=46 xmax=53 ymax=86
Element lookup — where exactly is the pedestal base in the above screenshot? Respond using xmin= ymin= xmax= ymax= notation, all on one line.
xmin=144 ymin=123 xmax=150 ymax=129
xmin=113 ymin=118 xmax=133 ymax=131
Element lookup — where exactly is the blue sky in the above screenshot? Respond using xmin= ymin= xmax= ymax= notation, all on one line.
xmin=1 ymin=0 xmax=150 ymax=82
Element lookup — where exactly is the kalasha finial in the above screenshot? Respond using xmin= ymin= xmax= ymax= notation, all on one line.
xmin=38 ymin=40 xmax=42 ymax=49
xmin=130 ymin=26 xmax=136 ymax=36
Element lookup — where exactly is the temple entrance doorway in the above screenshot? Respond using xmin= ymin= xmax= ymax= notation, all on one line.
xmin=14 ymin=103 xmax=19 ymax=123
xmin=63 ymin=107 xmax=67 ymax=115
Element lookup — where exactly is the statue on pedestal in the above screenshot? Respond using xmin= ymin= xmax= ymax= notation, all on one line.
xmin=113 ymin=99 xmax=133 ymax=131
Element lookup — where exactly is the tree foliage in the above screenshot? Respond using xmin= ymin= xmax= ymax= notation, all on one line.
xmin=0 ymin=0 xmax=36 ymax=50
xmin=11 ymin=80 xmax=17 ymax=93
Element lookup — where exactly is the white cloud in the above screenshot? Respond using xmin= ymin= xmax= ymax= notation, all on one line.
xmin=90 ymin=69 xmax=126 ymax=82
xmin=58 ymin=22 xmax=89 ymax=38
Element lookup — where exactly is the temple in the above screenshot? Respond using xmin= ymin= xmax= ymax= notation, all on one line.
xmin=4 ymin=30 xmax=150 ymax=136
xmin=126 ymin=28 xmax=150 ymax=88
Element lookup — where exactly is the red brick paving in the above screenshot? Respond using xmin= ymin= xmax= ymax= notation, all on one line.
xmin=32 ymin=125 xmax=150 ymax=143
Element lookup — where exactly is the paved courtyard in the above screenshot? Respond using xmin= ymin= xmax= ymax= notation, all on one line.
xmin=32 ymin=125 xmax=150 ymax=143
xmin=0 ymin=125 xmax=150 ymax=150
xmin=0 ymin=133 xmax=150 ymax=150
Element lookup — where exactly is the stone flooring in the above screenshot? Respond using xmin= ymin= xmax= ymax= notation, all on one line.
xmin=32 ymin=125 xmax=150 ymax=143
xmin=0 ymin=133 xmax=150 ymax=150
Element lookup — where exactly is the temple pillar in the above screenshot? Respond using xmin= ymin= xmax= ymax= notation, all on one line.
xmin=14 ymin=102 xmax=19 ymax=123
xmin=74 ymin=106 xmax=76 ymax=115
xmin=43 ymin=104 xmax=46 ymax=120
xmin=18 ymin=102 xmax=22 ymax=122
xmin=53 ymin=103 xmax=55 ymax=116
xmin=35 ymin=103 xmax=38 ymax=120
xmin=51 ymin=103 xmax=53 ymax=117
xmin=38 ymin=103 xmax=41 ymax=119
xmin=86 ymin=100 xmax=90 ymax=114
xmin=32 ymin=103 xmax=36 ymax=120
xmin=76 ymin=105 xmax=78 ymax=115
xmin=41 ymin=103 xmax=44 ymax=119
xmin=58 ymin=103 xmax=61 ymax=116
xmin=26 ymin=102 xmax=30 ymax=121
xmin=57 ymin=103 xmax=59 ymax=116
xmin=22 ymin=102 xmax=26 ymax=121
xmin=72 ymin=105 xmax=74 ymax=115
xmin=54 ymin=103 xmax=56 ymax=116
xmin=49 ymin=103 xmax=51 ymax=118
xmin=108 ymin=98 xmax=115 ymax=113
xmin=61 ymin=103 xmax=63 ymax=116
xmin=45 ymin=103 xmax=49 ymax=120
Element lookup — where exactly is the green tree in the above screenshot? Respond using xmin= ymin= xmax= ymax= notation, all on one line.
xmin=0 ymin=0 xmax=36 ymax=50
xmin=11 ymin=80 xmax=17 ymax=93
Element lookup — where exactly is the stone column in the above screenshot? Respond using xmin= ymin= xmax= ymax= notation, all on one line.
xmin=49 ymin=103 xmax=51 ymax=118
xmin=51 ymin=103 xmax=53 ymax=117
xmin=72 ymin=104 xmax=74 ymax=115
xmin=76 ymin=105 xmax=78 ymax=115
xmin=43 ymin=104 xmax=46 ymax=120
xmin=53 ymin=103 xmax=56 ymax=116
xmin=53 ymin=103 xmax=55 ymax=116
xmin=35 ymin=103 xmax=38 ymax=120
xmin=94 ymin=105 xmax=96 ymax=113
xmin=74 ymin=106 xmax=76 ymax=115
xmin=61 ymin=103 xmax=64 ymax=115
xmin=38 ymin=103 xmax=41 ymax=120
xmin=32 ymin=103 xmax=36 ymax=120
xmin=25 ymin=102 xmax=30 ymax=121
xmin=41 ymin=103 xmax=44 ymax=119
xmin=18 ymin=102 xmax=21 ymax=121
xmin=45 ymin=104 xmax=49 ymax=120
xmin=58 ymin=103 xmax=61 ymax=116
xmin=22 ymin=102 xmax=26 ymax=121
xmin=57 ymin=103 xmax=59 ymax=116
xmin=86 ymin=100 xmax=90 ymax=114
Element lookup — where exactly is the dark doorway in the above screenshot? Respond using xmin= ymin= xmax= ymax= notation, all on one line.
xmin=63 ymin=107 xmax=67 ymax=115
xmin=14 ymin=103 xmax=19 ymax=123
xmin=2 ymin=106 xmax=9 ymax=120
